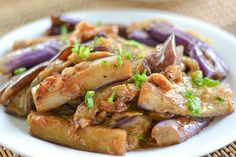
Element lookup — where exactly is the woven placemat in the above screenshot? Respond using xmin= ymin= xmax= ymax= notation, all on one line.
xmin=0 ymin=0 xmax=236 ymax=157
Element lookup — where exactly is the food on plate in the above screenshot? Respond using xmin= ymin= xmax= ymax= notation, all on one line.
xmin=0 ymin=16 xmax=234 ymax=155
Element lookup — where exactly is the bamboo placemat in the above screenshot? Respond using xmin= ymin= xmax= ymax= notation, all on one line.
xmin=0 ymin=0 xmax=236 ymax=157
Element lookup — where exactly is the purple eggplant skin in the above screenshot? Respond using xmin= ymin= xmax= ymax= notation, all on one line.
xmin=110 ymin=115 xmax=138 ymax=128
xmin=0 ymin=45 xmax=72 ymax=104
xmin=0 ymin=40 xmax=62 ymax=74
xmin=0 ymin=62 xmax=48 ymax=104
xmin=129 ymin=30 xmax=160 ymax=47
xmin=143 ymin=34 xmax=181 ymax=74
xmin=146 ymin=23 xmax=229 ymax=80
xmin=189 ymin=45 xmax=229 ymax=80
xmin=46 ymin=16 xmax=80 ymax=36
xmin=151 ymin=117 xmax=212 ymax=146
xmin=147 ymin=23 xmax=190 ymax=49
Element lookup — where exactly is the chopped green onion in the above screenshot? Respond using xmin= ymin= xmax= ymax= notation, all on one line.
xmin=191 ymin=70 xmax=203 ymax=81
xmin=85 ymin=91 xmax=95 ymax=109
xmin=137 ymin=135 xmax=148 ymax=142
xmin=60 ymin=25 xmax=68 ymax=45
xmin=193 ymin=79 xmax=204 ymax=87
xmin=202 ymin=78 xmax=220 ymax=87
xmin=116 ymin=55 xmax=123 ymax=67
xmin=216 ymin=96 xmax=225 ymax=105
xmin=85 ymin=98 xmax=94 ymax=108
xmin=107 ymin=92 xmax=116 ymax=103
xmin=132 ymin=70 xmax=148 ymax=88
xmin=120 ymin=49 xmax=132 ymax=60
xmin=14 ymin=67 xmax=26 ymax=75
xmin=92 ymin=36 xmax=102 ymax=49
xmin=71 ymin=39 xmax=80 ymax=53
xmin=95 ymin=20 xmax=103 ymax=27
xmin=125 ymin=40 xmax=144 ymax=49
xmin=191 ymin=70 xmax=219 ymax=87
xmin=181 ymin=90 xmax=194 ymax=99
xmin=79 ymin=45 xmax=91 ymax=59
xmin=85 ymin=91 xmax=95 ymax=98
xmin=181 ymin=89 xmax=201 ymax=116
xmin=136 ymin=52 xmax=144 ymax=59
xmin=186 ymin=97 xmax=201 ymax=116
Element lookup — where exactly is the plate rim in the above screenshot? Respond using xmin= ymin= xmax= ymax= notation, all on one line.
xmin=0 ymin=8 xmax=236 ymax=157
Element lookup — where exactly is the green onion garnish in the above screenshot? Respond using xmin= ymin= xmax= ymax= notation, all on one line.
xmin=85 ymin=91 xmax=95 ymax=109
xmin=186 ymin=97 xmax=201 ymax=116
xmin=136 ymin=52 xmax=144 ymax=60
xmin=125 ymin=40 xmax=145 ymax=49
xmin=14 ymin=67 xmax=26 ymax=75
xmin=92 ymin=36 xmax=102 ymax=50
xmin=120 ymin=49 xmax=132 ymax=60
xmin=191 ymin=70 xmax=219 ymax=87
xmin=107 ymin=92 xmax=116 ymax=103
xmin=71 ymin=39 xmax=80 ymax=53
xmin=181 ymin=90 xmax=194 ymax=99
xmin=216 ymin=96 xmax=225 ymax=105
xmin=202 ymin=78 xmax=220 ymax=87
xmin=191 ymin=70 xmax=203 ymax=81
xmin=137 ymin=135 xmax=148 ymax=142
xmin=79 ymin=45 xmax=91 ymax=59
xmin=60 ymin=25 xmax=68 ymax=45
xmin=181 ymin=89 xmax=201 ymax=116
xmin=132 ymin=70 xmax=148 ymax=88
xmin=116 ymin=55 xmax=123 ymax=67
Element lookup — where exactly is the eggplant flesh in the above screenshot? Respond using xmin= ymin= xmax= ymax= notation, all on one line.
xmin=145 ymin=22 xmax=228 ymax=80
xmin=138 ymin=77 xmax=234 ymax=117
xmin=28 ymin=112 xmax=127 ymax=155
xmin=32 ymin=55 xmax=132 ymax=112
xmin=151 ymin=117 xmax=211 ymax=146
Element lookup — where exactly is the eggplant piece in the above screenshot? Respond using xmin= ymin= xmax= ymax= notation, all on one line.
xmin=147 ymin=23 xmax=191 ymax=48
xmin=32 ymin=55 xmax=132 ymax=112
xmin=143 ymin=34 xmax=182 ymax=74
xmin=112 ymin=115 xmax=152 ymax=151
xmin=68 ymin=51 xmax=112 ymax=64
xmin=12 ymin=36 xmax=60 ymax=50
xmin=0 ymin=75 xmax=19 ymax=99
xmin=0 ymin=47 xmax=72 ymax=105
xmin=146 ymin=22 xmax=228 ymax=80
xmin=50 ymin=46 xmax=72 ymax=62
xmin=189 ymin=45 xmax=228 ymax=80
xmin=99 ymin=84 xmax=139 ymax=113
xmin=5 ymin=85 xmax=32 ymax=117
xmin=109 ymin=111 xmax=143 ymax=128
xmin=0 ymin=62 xmax=48 ymax=104
xmin=74 ymin=83 xmax=138 ymax=128
xmin=128 ymin=30 xmax=160 ymax=46
xmin=46 ymin=16 xmax=79 ymax=36
xmin=0 ymin=40 xmax=62 ymax=74
xmin=27 ymin=112 xmax=127 ymax=155
xmin=151 ymin=117 xmax=211 ymax=146
xmin=138 ymin=78 xmax=234 ymax=117
xmin=73 ymin=86 xmax=113 ymax=128
xmin=146 ymin=111 xmax=175 ymax=121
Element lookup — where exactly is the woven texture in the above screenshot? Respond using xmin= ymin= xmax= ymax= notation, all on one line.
xmin=0 ymin=0 xmax=236 ymax=157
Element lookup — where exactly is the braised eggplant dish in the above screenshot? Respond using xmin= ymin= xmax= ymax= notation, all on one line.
xmin=0 ymin=16 xmax=234 ymax=155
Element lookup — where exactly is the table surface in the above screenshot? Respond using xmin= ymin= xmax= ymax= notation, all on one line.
xmin=0 ymin=0 xmax=236 ymax=157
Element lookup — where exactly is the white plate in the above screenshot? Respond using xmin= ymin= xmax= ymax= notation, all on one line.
xmin=0 ymin=9 xmax=236 ymax=157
